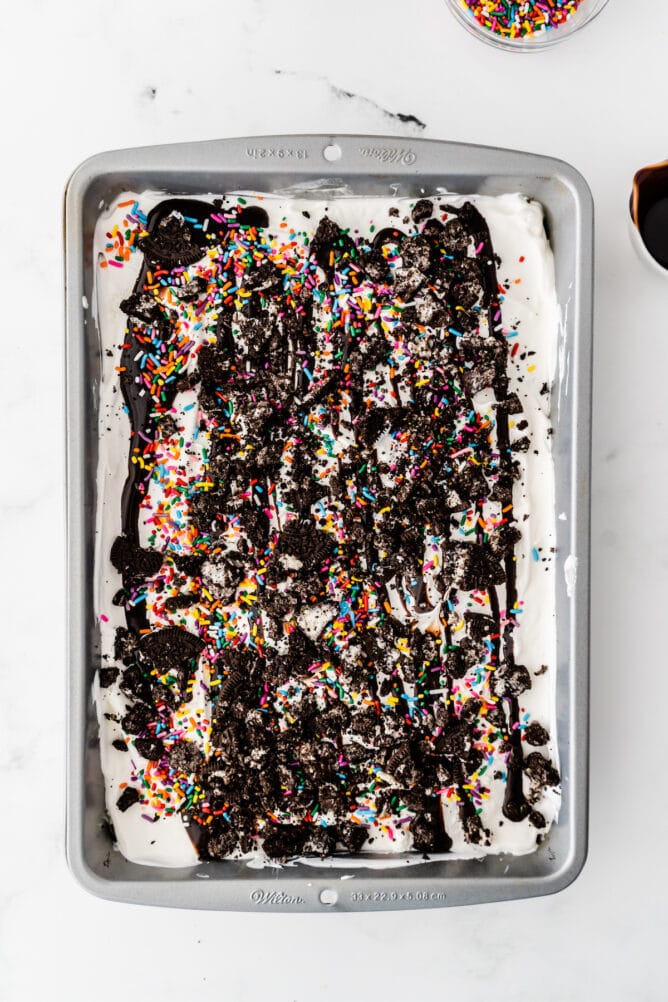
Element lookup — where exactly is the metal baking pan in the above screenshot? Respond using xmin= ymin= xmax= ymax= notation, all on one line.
xmin=65 ymin=134 xmax=592 ymax=910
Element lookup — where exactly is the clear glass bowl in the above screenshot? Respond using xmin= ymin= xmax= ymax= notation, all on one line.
xmin=445 ymin=0 xmax=610 ymax=51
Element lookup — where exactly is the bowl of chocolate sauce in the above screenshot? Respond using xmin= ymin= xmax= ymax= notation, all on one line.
xmin=630 ymin=161 xmax=668 ymax=275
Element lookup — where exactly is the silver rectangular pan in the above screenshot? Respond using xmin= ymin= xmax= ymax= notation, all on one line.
xmin=65 ymin=134 xmax=592 ymax=910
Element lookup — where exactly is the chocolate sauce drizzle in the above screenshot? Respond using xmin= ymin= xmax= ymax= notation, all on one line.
xmin=461 ymin=202 xmax=528 ymax=822
xmin=117 ymin=200 xmax=222 ymax=630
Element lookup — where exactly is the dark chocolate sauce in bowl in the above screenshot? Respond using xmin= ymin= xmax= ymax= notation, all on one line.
xmin=631 ymin=160 xmax=668 ymax=269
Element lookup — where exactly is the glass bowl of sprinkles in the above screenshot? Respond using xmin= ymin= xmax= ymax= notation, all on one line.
xmin=446 ymin=0 xmax=610 ymax=50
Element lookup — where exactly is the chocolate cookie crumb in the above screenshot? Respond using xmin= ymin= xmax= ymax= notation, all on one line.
xmin=116 ymin=787 xmax=140 ymax=812
xmin=98 ymin=667 xmax=118 ymax=688
xmin=134 ymin=736 xmax=165 ymax=762
xmin=529 ymin=809 xmax=547 ymax=830
xmin=139 ymin=626 xmax=205 ymax=671
xmin=524 ymin=722 xmax=549 ymax=746
xmin=524 ymin=752 xmax=560 ymax=789
xmin=411 ymin=198 xmax=433 ymax=224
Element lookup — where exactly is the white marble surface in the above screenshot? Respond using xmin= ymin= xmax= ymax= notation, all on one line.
xmin=1 ymin=0 xmax=667 ymax=998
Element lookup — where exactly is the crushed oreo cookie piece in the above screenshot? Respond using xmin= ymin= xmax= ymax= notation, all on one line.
xmin=141 ymin=211 xmax=206 ymax=267
xmin=110 ymin=536 xmax=162 ymax=580
xmin=262 ymin=825 xmax=307 ymax=862
xmin=338 ymin=821 xmax=368 ymax=854
xmin=139 ymin=626 xmax=205 ymax=671
xmin=409 ymin=813 xmax=438 ymax=853
xmin=121 ymin=702 xmax=153 ymax=735
xmin=524 ymin=752 xmax=561 ymax=789
xmin=98 ymin=666 xmax=118 ymax=688
xmin=524 ymin=722 xmax=550 ymax=746
xmin=493 ymin=663 xmax=532 ymax=698
xmin=134 ymin=736 xmax=165 ymax=762
xmin=411 ymin=198 xmax=433 ymax=224
xmin=443 ymin=543 xmax=506 ymax=590
xmin=116 ymin=787 xmax=140 ymax=812
xmin=528 ymin=809 xmax=547 ymax=830
xmin=168 ymin=740 xmax=204 ymax=776
xmin=205 ymin=827 xmax=238 ymax=859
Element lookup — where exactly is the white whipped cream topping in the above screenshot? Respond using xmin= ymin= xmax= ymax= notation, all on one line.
xmin=94 ymin=191 xmax=559 ymax=867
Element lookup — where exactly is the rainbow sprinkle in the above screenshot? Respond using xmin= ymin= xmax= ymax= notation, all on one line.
xmin=460 ymin=0 xmax=585 ymax=38
xmin=99 ymin=199 xmax=147 ymax=268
